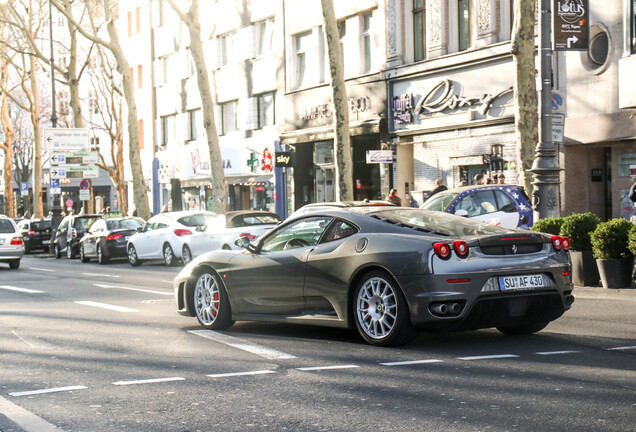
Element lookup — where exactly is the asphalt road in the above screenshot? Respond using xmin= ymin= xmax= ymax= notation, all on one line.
xmin=0 ymin=254 xmax=634 ymax=432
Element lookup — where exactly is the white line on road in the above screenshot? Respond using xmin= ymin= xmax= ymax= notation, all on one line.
xmin=9 ymin=385 xmax=87 ymax=397
xmin=607 ymin=346 xmax=636 ymax=351
xmin=535 ymin=350 xmax=581 ymax=355
xmin=207 ymin=370 xmax=276 ymax=378
xmin=113 ymin=377 xmax=185 ymax=386
xmin=0 ymin=285 xmax=44 ymax=294
xmin=188 ymin=330 xmax=297 ymax=360
xmin=75 ymin=301 xmax=138 ymax=313
xmin=93 ymin=283 xmax=173 ymax=296
xmin=457 ymin=354 xmax=519 ymax=361
xmin=161 ymin=279 xmax=174 ymax=283
xmin=82 ymin=272 xmax=120 ymax=278
xmin=0 ymin=395 xmax=64 ymax=431
xmin=379 ymin=359 xmax=444 ymax=366
xmin=296 ymin=365 xmax=359 ymax=371
xmin=26 ymin=267 xmax=56 ymax=272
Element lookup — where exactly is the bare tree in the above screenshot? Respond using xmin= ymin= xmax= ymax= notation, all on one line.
xmin=320 ymin=0 xmax=353 ymax=201
xmin=0 ymin=29 xmax=16 ymax=217
xmin=511 ymin=0 xmax=538 ymax=194
xmin=165 ymin=0 xmax=228 ymax=213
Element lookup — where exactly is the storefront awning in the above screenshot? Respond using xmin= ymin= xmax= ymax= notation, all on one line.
xmin=280 ymin=119 xmax=381 ymax=145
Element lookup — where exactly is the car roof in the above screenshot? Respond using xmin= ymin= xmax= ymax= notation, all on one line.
xmin=437 ymin=184 xmax=522 ymax=194
xmin=157 ymin=211 xmax=217 ymax=219
xmin=300 ymin=200 xmax=396 ymax=208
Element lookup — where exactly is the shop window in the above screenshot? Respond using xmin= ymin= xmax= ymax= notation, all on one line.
xmin=314 ymin=141 xmax=334 ymax=165
xmin=362 ymin=13 xmax=373 ymax=72
xmin=254 ymin=18 xmax=275 ymax=57
xmin=220 ymin=100 xmax=237 ymax=135
xmin=294 ymin=32 xmax=310 ymax=89
xmin=257 ymin=92 xmax=275 ymax=129
xmin=458 ymin=0 xmax=470 ymax=52
xmin=413 ymin=0 xmax=426 ymax=61
xmin=161 ymin=114 xmax=175 ymax=146
xmin=188 ymin=109 xmax=202 ymax=141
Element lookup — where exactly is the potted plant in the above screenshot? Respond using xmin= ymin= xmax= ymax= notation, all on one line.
xmin=559 ymin=212 xmax=600 ymax=286
xmin=530 ymin=217 xmax=565 ymax=236
xmin=590 ymin=219 xmax=634 ymax=289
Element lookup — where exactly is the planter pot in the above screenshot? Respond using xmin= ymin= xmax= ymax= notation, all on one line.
xmin=570 ymin=250 xmax=600 ymax=286
xmin=596 ymin=257 xmax=635 ymax=289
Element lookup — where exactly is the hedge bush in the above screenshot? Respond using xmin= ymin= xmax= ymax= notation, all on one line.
xmin=530 ymin=217 xmax=565 ymax=236
xmin=590 ymin=218 xmax=634 ymax=260
xmin=559 ymin=212 xmax=600 ymax=251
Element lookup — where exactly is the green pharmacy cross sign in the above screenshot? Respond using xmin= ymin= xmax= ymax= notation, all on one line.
xmin=247 ymin=152 xmax=259 ymax=173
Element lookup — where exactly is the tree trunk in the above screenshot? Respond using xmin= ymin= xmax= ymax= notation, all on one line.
xmin=320 ymin=0 xmax=353 ymax=201
xmin=1 ymin=92 xmax=15 ymax=218
xmin=28 ymin=53 xmax=44 ymax=218
xmin=511 ymin=0 xmax=537 ymax=194
xmin=166 ymin=0 xmax=228 ymax=213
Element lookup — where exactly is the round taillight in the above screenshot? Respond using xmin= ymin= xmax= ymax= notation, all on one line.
xmin=433 ymin=242 xmax=451 ymax=259
xmin=561 ymin=236 xmax=571 ymax=251
xmin=551 ymin=235 xmax=562 ymax=251
xmin=453 ymin=240 xmax=469 ymax=258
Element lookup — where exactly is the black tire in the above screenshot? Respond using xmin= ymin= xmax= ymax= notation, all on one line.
xmin=66 ymin=244 xmax=75 ymax=259
xmin=163 ymin=243 xmax=176 ymax=266
xmin=497 ymin=321 xmax=549 ymax=336
xmin=23 ymin=243 xmax=30 ymax=254
xmin=189 ymin=270 xmax=234 ymax=329
xmin=54 ymin=244 xmax=61 ymax=259
xmin=221 ymin=244 xmax=231 ymax=250
xmin=182 ymin=245 xmax=192 ymax=265
xmin=128 ymin=245 xmax=142 ymax=267
xmin=80 ymin=245 xmax=90 ymax=263
xmin=97 ymin=245 xmax=108 ymax=264
xmin=352 ymin=270 xmax=418 ymax=347
xmin=9 ymin=260 xmax=20 ymax=269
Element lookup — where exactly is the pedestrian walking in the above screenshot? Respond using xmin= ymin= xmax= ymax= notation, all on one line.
xmin=630 ymin=177 xmax=636 ymax=208
xmin=386 ymin=188 xmax=402 ymax=206
xmin=498 ymin=173 xmax=506 ymax=184
xmin=430 ymin=178 xmax=448 ymax=196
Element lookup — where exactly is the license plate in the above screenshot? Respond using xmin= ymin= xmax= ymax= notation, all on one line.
xmin=43 ymin=240 xmax=51 ymax=245
xmin=125 ymin=236 xmax=130 ymax=241
xmin=499 ymin=274 xmax=547 ymax=291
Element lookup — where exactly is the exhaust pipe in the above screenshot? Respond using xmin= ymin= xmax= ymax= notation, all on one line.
xmin=430 ymin=303 xmax=448 ymax=315
xmin=449 ymin=302 xmax=461 ymax=314
xmin=565 ymin=294 xmax=575 ymax=306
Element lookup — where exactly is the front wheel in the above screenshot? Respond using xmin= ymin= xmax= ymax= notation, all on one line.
xmin=163 ymin=243 xmax=175 ymax=266
xmin=182 ymin=245 xmax=193 ymax=265
xmin=80 ymin=245 xmax=89 ymax=263
xmin=128 ymin=245 xmax=142 ymax=267
xmin=353 ymin=270 xmax=418 ymax=347
xmin=66 ymin=244 xmax=75 ymax=259
xmin=54 ymin=244 xmax=61 ymax=259
xmin=497 ymin=321 xmax=549 ymax=336
xmin=191 ymin=271 xmax=234 ymax=329
xmin=97 ymin=245 xmax=108 ymax=264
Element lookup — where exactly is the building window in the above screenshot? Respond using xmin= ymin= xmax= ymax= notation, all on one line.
xmin=188 ymin=109 xmax=202 ymax=141
xmin=161 ymin=114 xmax=175 ymax=146
xmin=137 ymin=65 xmax=142 ymax=89
xmin=157 ymin=56 xmax=168 ymax=85
xmin=157 ymin=0 xmax=165 ymax=27
xmin=136 ymin=6 xmax=141 ymax=33
xmin=632 ymin=0 xmax=636 ymax=53
xmin=362 ymin=13 xmax=372 ymax=72
xmin=186 ymin=48 xmax=196 ymax=77
xmin=88 ymin=90 xmax=99 ymax=114
xmin=218 ymin=32 xmax=234 ymax=67
xmin=90 ymin=137 xmax=100 ymax=150
xmin=338 ymin=20 xmax=346 ymax=71
xmin=294 ymin=32 xmax=310 ymax=88
xmin=138 ymin=119 xmax=144 ymax=150
xmin=254 ymin=18 xmax=274 ymax=57
xmin=458 ymin=0 xmax=470 ymax=51
xmin=413 ymin=0 xmax=426 ymax=61
xmin=220 ymin=101 xmax=237 ymax=135
xmin=129 ymin=67 xmax=133 ymax=85
xmin=256 ymin=92 xmax=275 ymax=129
xmin=127 ymin=11 xmax=132 ymax=37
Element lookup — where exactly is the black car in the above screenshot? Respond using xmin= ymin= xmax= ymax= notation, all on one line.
xmin=79 ymin=217 xmax=145 ymax=264
xmin=17 ymin=218 xmax=53 ymax=253
xmin=54 ymin=214 xmax=103 ymax=259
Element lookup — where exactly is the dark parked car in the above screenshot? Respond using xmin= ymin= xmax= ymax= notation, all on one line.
xmin=79 ymin=216 xmax=146 ymax=264
xmin=54 ymin=214 xmax=102 ymax=259
xmin=17 ymin=218 xmax=53 ymax=253
xmin=174 ymin=207 xmax=573 ymax=347
xmin=421 ymin=185 xmax=533 ymax=229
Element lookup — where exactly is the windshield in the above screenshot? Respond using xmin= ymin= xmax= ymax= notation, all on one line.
xmin=73 ymin=217 xmax=101 ymax=230
xmin=31 ymin=220 xmax=52 ymax=230
xmin=421 ymin=192 xmax=459 ymax=212
xmin=371 ymin=209 xmax=511 ymax=237
xmin=107 ymin=218 xmax=144 ymax=231
xmin=178 ymin=213 xmax=217 ymax=227
xmin=0 ymin=219 xmax=15 ymax=233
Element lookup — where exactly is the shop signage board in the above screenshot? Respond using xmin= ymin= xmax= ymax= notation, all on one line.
xmin=366 ymin=150 xmax=393 ymax=164
xmin=43 ymin=128 xmax=90 ymax=152
xmin=552 ymin=113 xmax=565 ymax=142
xmin=50 ymin=151 xmax=98 ymax=166
xmin=274 ymin=152 xmax=292 ymax=167
xmin=553 ymin=0 xmax=589 ymax=51
xmin=51 ymin=165 xmax=98 ymax=179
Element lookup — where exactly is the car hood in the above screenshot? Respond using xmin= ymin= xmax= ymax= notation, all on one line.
xmin=177 ymin=248 xmax=243 ymax=278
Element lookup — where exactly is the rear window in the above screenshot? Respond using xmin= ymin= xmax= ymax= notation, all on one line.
xmin=371 ymin=209 xmax=511 ymax=237
xmin=107 ymin=218 xmax=144 ymax=230
xmin=228 ymin=214 xmax=281 ymax=228
xmin=422 ymin=192 xmax=459 ymax=212
xmin=73 ymin=217 xmax=101 ymax=230
xmin=31 ymin=220 xmax=52 ymax=230
xmin=178 ymin=214 xmax=217 ymax=227
xmin=0 ymin=219 xmax=15 ymax=233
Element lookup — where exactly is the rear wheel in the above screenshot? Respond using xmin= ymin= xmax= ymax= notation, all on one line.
xmin=54 ymin=244 xmax=61 ymax=259
xmin=80 ymin=245 xmax=89 ymax=263
xmin=353 ymin=270 xmax=418 ymax=347
xmin=128 ymin=245 xmax=142 ymax=267
xmin=66 ymin=244 xmax=75 ymax=259
xmin=163 ymin=243 xmax=175 ymax=266
xmin=97 ymin=245 xmax=108 ymax=264
xmin=497 ymin=321 xmax=549 ymax=336
xmin=182 ymin=245 xmax=192 ymax=265
xmin=9 ymin=260 xmax=20 ymax=269
xmin=191 ymin=271 xmax=233 ymax=329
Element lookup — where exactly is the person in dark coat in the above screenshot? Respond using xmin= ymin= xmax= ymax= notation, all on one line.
xmin=386 ymin=188 xmax=402 ymax=206
xmin=430 ymin=178 xmax=448 ymax=196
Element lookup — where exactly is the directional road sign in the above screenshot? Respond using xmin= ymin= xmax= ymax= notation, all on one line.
xmin=43 ymin=128 xmax=90 ymax=152
xmin=50 ymin=151 xmax=98 ymax=166
xmin=51 ymin=165 xmax=99 ymax=179
xmin=553 ymin=0 xmax=589 ymax=51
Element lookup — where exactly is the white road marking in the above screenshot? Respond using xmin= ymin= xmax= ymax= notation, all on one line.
xmin=27 ymin=267 xmax=55 ymax=272
xmin=607 ymin=346 xmax=636 ymax=351
xmin=380 ymin=359 xmax=444 ymax=366
xmin=296 ymin=365 xmax=359 ymax=371
xmin=93 ymin=283 xmax=173 ymax=296
xmin=188 ymin=330 xmax=297 ymax=360
xmin=75 ymin=301 xmax=138 ymax=313
xmin=535 ymin=350 xmax=580 ymax=355
xmin=207 ymin=370 xmax=276 ymax=378
xmin=0 ymin=395 xmax=64 ymax=431
xmin=9 ymin=385 xmax=87 ymax=397
xmin=113 ymin=377 xmax=184 ymax=386
xmin=82 ymin=272 xmax=120 ymax=278
xmin=457 ymin=354 xmax=519 ymax=361
xmin=161 ymin=279 xmax=174 ymax=283
xmin=0 ymin=285 xmax=44 ymax=294
xmin=11 ymin=331 xmax=53 ymax=350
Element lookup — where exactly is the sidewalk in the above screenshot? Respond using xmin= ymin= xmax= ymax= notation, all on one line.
xmin=573 ymin=285 xmax=636 ymax=300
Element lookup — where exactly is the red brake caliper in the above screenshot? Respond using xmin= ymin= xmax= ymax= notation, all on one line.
xmin=211 ymin=293 xmax=219 ymax=317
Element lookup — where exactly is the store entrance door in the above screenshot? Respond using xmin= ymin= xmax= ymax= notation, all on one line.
xmin=315 ymin=165 xmax=335 ymax=203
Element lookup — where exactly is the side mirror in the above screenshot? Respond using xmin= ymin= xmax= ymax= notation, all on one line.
xmin=455 ymin=209 xmax=469 ymax=218
xmin=234 ymin=237 xmax=251 ymax=249
xmin=136 ymin=226 xmax=143 ymax=233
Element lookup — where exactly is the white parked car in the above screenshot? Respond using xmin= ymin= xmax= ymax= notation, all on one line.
xmin=0 ymin=216 xmax=24 ymax=269
xmin=126 ymin=211 xmax=217 ymax=266
xmin=180 ymin=210 xmax=281 ymax=264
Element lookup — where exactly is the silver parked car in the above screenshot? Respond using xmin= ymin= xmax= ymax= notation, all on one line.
xmin=0 ymin=216 xmax=24 ymax=269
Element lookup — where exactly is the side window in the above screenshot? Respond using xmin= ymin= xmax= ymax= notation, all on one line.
xmin=469 ymin=191 xmax=498 ymax=215
xmin=157 ymin=222 xmax=169 ymax=229
xmin=143 ymin=222 xmax=156 ymax=232
xmin=260 ymin=216 xmax=333 ymax=252
xmin=322 ymin=220 xmax=359 ymax=243
xmin=495 ymin=190 xmax=516 ymax=213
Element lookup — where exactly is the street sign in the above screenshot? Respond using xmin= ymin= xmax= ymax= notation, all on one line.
xmin=66 ymin=198 xmax=73 ymax=208
xmin=20 ymin=182 xmax=28 ymax=197
xmin=50 ymin=178 xmax=60 ymax=187
xmin=366 ymin=150 xmax=393 ymax=164
xmin=50 ymin=151 xmax=98 ymax=166
xmin=50 ymin=187 xmax=61 ymax=195
xmin=79 ymin=179 xmax=90 ymax=190
xmin=553 ymin=0 xmax=589 ymax=51
xmin=552 ymin=113 xmax=565 ymax=143
xmin=43 ymin=128 xmax=90 ymax=152
xmin=551 ymin=90 xmax=565 ymax=113
xmin=79 ymin=190 xmax=90 ymax=201
xmin=51 ymin=165 xmax=99 ymax=179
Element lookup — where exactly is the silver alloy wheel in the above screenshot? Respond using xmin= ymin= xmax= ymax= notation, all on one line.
xmin=97 ymin=245 xmax=103 ymax=263
xmin=128 ymin=245 xmax=137 ymax=264
xmin=163 ymin=244 xmax=174 ymax=265
xmin=182 ymin=246 xmax=192 ymax=265
xmin=356 ymin=276 xmax=398 ymax=339
xmin=194 ymin=273 xmax=220 ymax=326
xmin=67 ymin=244 xmax=72 ymax=259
